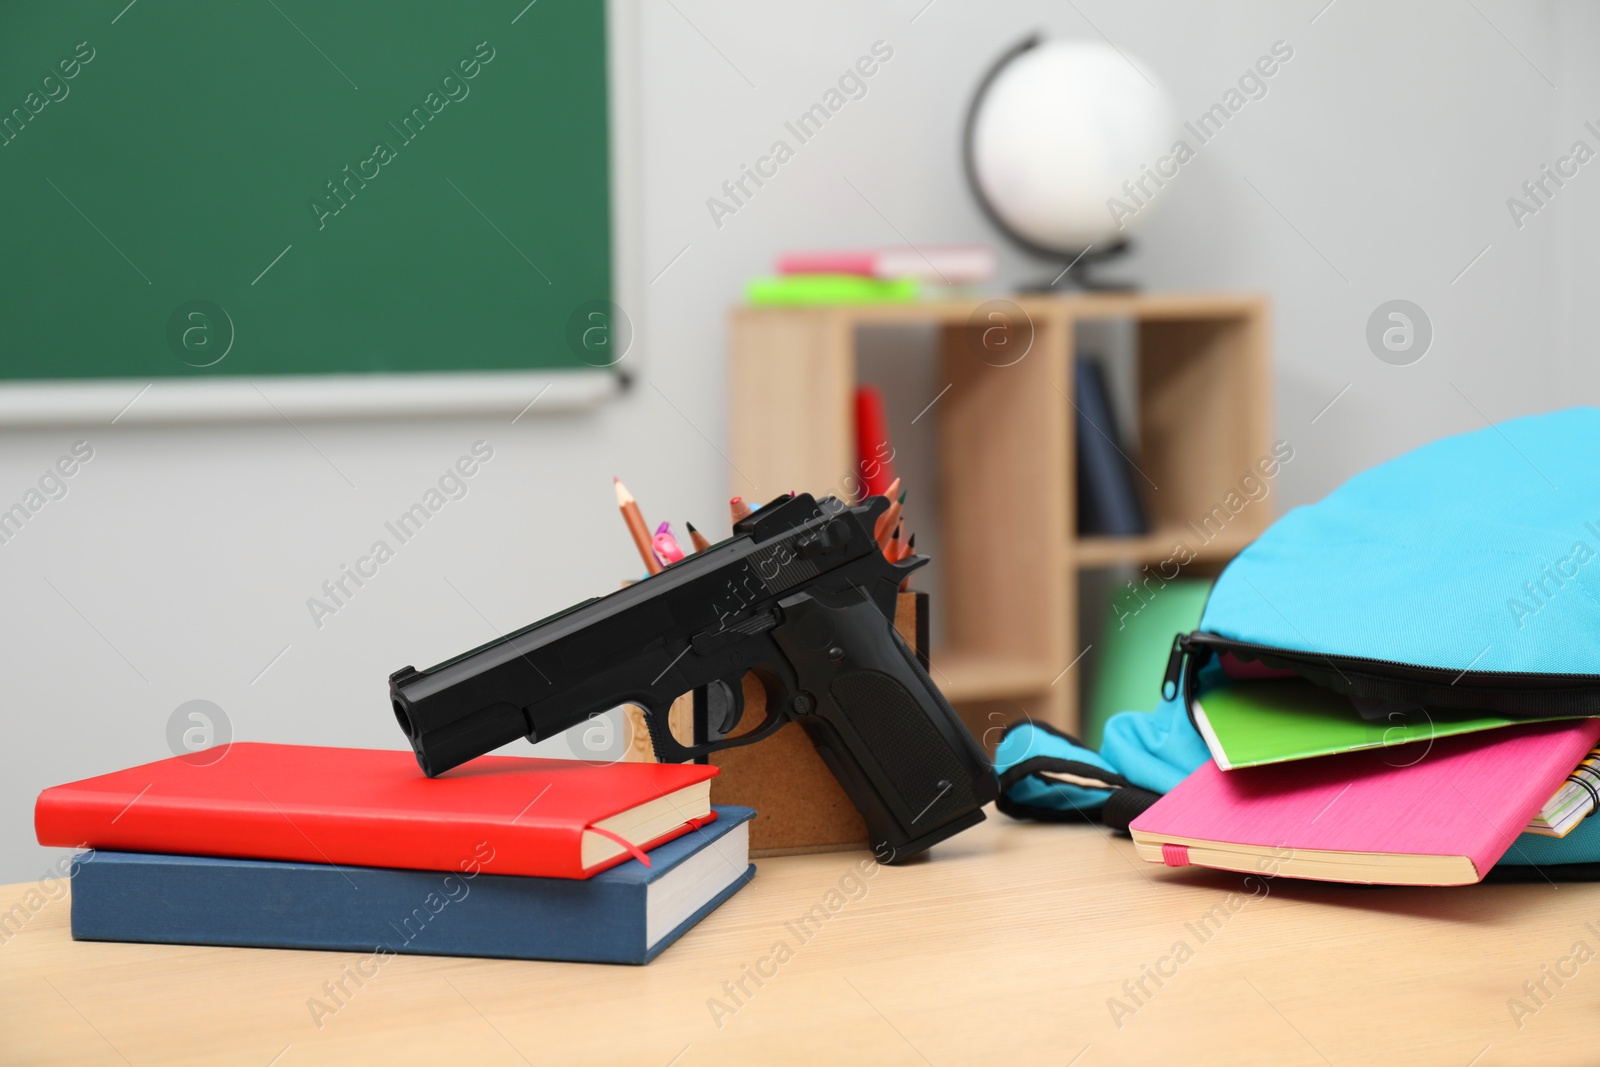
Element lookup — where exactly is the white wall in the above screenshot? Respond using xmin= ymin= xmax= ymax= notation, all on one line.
xmin=3 ymin=0 xmax=1589 ymax=883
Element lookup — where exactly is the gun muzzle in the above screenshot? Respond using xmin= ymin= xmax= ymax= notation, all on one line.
xmin=389 ymin=666 xmax=529 ymax=777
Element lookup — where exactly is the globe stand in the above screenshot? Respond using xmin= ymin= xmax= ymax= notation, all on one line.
xmin=1021 ymin=240 xmax=1137 ymax=293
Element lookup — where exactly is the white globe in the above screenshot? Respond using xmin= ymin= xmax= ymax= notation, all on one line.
xmin=970 ymin=39 xmax=1176 ymax=252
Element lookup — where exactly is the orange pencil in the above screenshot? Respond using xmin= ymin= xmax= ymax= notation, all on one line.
xmin=875 ymin=486 xmax=906 ymax=542
xmin=730 ymin=496 xmax=753 ymax=524
xmin=884 ymin=523 xmax=903 ymax=562
xmin=883 ymin=477 xmax=901 ymax=503
xmin=614 ymin=477 xmax=662 ymax=575
xmin=898 ymin=533 xmax=916 ymax=591
xmin=875 ymin=498 xmax=903 ymax=550
xmin=686 ymin=522 xmax=712 ymax=553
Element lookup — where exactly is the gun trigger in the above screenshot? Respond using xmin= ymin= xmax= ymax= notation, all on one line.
xmin=692 ymin=611 xmax=777 ymax=654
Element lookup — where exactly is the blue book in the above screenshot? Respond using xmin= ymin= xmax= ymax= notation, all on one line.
xmin=69 ymin=806 xmax=754 ymax=966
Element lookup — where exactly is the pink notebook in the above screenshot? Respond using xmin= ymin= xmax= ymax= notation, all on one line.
xmin=1129 ymin=719 xmax=1600 ymax=885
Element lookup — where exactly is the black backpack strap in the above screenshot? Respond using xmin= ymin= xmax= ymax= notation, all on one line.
xmin=997 ymin=755 xmax=1134 ymax=795
xmin=995 ymin=720 xmax=1164 ymax=830
xmin=1101 ymin=783 xmax=1163 ymax=832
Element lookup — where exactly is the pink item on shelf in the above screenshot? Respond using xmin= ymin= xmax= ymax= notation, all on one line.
xmin=777 ymin=246 xmax=996 ymax=284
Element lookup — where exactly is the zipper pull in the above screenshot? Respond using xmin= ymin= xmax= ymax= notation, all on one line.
xmin=1162 ymin=633 xmax=1191 ymax=702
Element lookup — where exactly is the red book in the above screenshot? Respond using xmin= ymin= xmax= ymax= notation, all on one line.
xmin=854 ymin=385 xmax=897 ymax=500
xmin=35 ymin=743 xmax=718 ymax=879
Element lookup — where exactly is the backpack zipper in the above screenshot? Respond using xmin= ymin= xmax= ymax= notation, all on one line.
xmin=1164 ymin=631 xmax=1600 ymax=718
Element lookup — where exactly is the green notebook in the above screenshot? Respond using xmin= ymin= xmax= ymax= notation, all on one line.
xmin=1194 ymin=678 xmax=1582 ymax=770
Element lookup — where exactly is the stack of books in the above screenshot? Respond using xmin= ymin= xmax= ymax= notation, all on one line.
xmin=35 ymin=743 xmax=755 ymax=964
xmin=747 ymin=245 xmax=995 ymax=306
xmin=1130 ymin=678 xmax=1600 ymax=885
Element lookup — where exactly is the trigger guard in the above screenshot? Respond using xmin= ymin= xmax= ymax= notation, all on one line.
xmin=645 ymin=695 xmax=790 ymax=763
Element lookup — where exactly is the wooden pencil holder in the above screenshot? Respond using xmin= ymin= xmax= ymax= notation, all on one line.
xmin=622 ymin=590 xmax=929 ymax=857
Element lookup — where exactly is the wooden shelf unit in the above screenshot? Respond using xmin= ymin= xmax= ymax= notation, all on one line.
xmin=1072 ymin=528 xmax=1256 ymax=569
xmin=728 ymin=293 xmax=1271 ymax=738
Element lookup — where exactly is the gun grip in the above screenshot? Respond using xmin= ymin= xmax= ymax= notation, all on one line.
xmin=771 ymin=590 xmax=998 ymax=862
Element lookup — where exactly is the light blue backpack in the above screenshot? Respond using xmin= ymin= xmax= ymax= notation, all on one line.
xmin=996 ymin=407 xmax=1600 ymax=874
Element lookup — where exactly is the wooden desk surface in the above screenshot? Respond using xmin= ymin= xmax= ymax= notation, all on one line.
xmin=5 ymin=811 xmax=1597 ymax=1066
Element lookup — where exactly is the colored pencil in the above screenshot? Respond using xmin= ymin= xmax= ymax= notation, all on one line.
xmin=686 ymin=522 xmax=712 ymax=553
xmin=614 ymin=478 xmax=662 ymax=575
xmin=875 ymin=498 xmax=903 ymax=550
xmin=899 ymin=534 xmax=916 ymax=591
xmin=874 ymin=484 xmax=906 ymax=541
xmin=730 ymin=496 xmax=753 ymax=524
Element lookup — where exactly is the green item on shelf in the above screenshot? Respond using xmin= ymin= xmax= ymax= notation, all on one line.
xmin=746 ymin=274 xmax=919 ymax=306
xmin=1085 ymin=577 xmax=1212 ymax=748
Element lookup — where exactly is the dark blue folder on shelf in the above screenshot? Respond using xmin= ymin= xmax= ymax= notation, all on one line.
xmin=1074 ymin=355 xmax=1150 ymax=537
xmin=69 ymin=805 xmax=755 ymax=966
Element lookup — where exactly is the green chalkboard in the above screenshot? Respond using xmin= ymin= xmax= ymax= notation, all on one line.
xmin=0 ymin=0 xmax=611 ymax=380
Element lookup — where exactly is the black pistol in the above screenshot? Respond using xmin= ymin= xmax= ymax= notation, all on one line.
xmin=388 ymin=493 xmax=997 ymax=861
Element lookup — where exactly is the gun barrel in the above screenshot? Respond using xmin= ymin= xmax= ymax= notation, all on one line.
xmin=390 ymin=663 xmax=532 ymax=777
